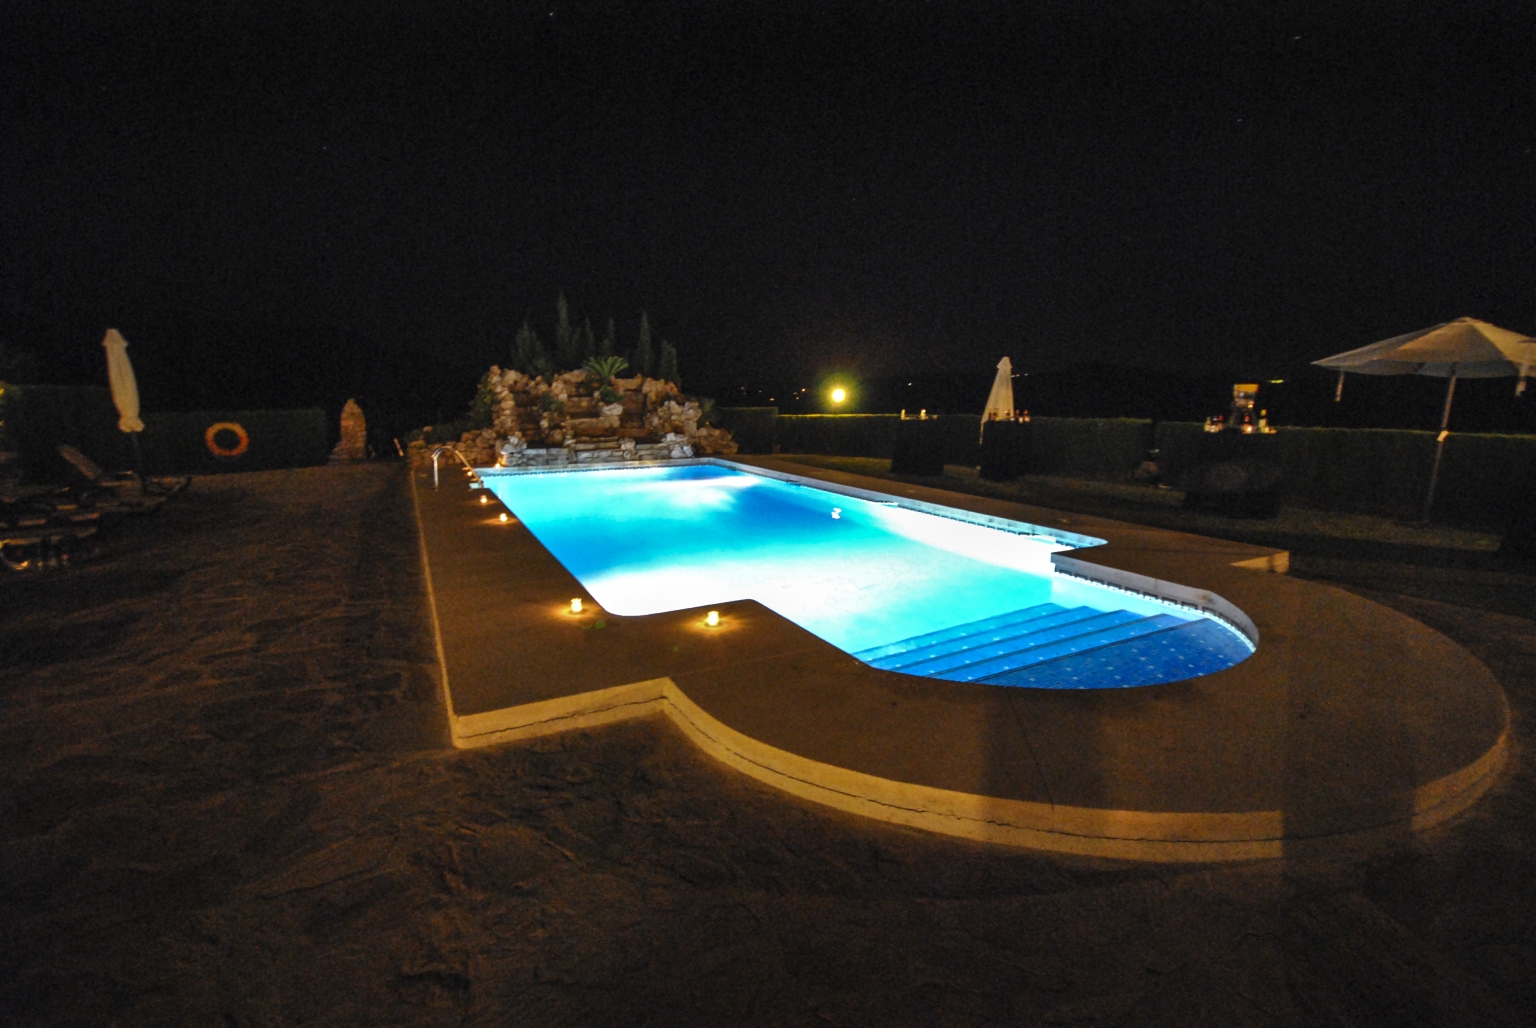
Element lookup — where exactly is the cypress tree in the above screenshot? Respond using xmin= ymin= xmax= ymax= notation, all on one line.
xmin=658 ymin=339 xmax=679 ymax=388
xmin=514 ymin=320 xmax=552 ymax=378
xmin=579 ymin=317 xmax=596 ymax=364
xmin=635 ymin=312 xmax=654 ymax=378
xmin=555 ymin=293 xmax=579 ymax=369
xmin=599 ymin=317 xmax=616 ymax=359
xmin=512 ymin=321 xmax=533 ymax=373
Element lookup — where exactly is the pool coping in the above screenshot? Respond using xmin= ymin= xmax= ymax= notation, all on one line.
xmin=412 ymin=457 xmax=1510 ymax=862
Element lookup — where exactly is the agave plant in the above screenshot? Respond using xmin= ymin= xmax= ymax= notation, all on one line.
xmin=583 ymin=355 xmax=630 ymax=382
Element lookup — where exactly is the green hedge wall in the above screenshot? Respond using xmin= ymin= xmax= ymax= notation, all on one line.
xmin=774 ymin=415 xmax=899 ymax=458
xmin=140 ymin=409 xmax=331 ymax=475
xmin=932 ymin=415 xmax=984 ymax=467
xmin=1155 ymin=422 xmax=1536 ymax=527
xmin=730 ymin=411 xmax=1532 ymax=527
xmin=3 ymin=384 xmax=128 ymax=481
xmin=772 ymin=414 xmax=981 ymax=464
xmin=1 ymin=387 xmax=334 ymax=480
xmin=1150 ymin=421 xmax=1210 ymax=482
xmin=1434 ymin=432 xmax=1536 ymax=528
xmin=1028 ymin=417 xmax=1153 ymax=479
xmin=1275 ymin=427 xmax=1434 ymax=518
xmin=714 ymin=407 xmax=778 ymax=454
xmin=772 ymin=414 xmax=1152 ymax=479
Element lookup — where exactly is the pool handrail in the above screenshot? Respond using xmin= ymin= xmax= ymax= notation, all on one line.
xmin=430 ymin=445 xmax=483 ymax=489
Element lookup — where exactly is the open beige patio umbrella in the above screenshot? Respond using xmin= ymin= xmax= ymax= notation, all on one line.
xmin=103 ymin=329 xmax=145 ymax=470
xmin=980 ymin=356 xmax=1014 ymax=442
xmin=1313 ymin=317 xmax=1536 ymax=518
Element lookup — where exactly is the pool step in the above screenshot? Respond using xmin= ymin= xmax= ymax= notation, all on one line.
xmin=977 ymin=618 xmax=1254 ymax=690
xmin=851 ymin=603 xmax=1069 ymax=663
xmin=857 ymin=605 xmax=1146 ymax=675
xmin=927 ymin=612 xmax=1190 ymax=681
xmin=881 ymin=609 xmax=1152 ymax=677
xmin=855 ymin=602 xmax=1248 ymax=690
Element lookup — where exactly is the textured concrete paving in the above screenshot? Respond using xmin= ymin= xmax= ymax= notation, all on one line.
xmin=2 ymin=464 xmax=1534 ymax=1026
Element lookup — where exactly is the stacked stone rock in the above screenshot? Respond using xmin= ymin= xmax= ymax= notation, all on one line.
xmin=408 ymin=367 xmax=737 ymax=469
xmin=329 ymin=399 xmax=368 ymax=461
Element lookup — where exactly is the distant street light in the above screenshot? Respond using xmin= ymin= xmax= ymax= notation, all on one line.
xmin=830 ymin=387 xmax=847 ymax=404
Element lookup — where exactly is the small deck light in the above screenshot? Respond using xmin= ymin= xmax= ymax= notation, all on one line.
xmin=499 ymin=512 xmax=509 ymax=522
xmin=706 ymin=610 xmax=720 ymax=627
xmin=480 ymin=494 xmax=489 ymax=504
xmin=570 ymin=597 xmax=583 ymax=614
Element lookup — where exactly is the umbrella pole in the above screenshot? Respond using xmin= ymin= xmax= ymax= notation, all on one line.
xmin=1334 ymin=371 xmax=1345 ymax=402
xmin=1423 ymin=374 xmax=1457 ymax=521
xmin=129 ymin=431 xmax=144 ymax=478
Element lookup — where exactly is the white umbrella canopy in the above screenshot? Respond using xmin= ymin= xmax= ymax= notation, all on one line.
xmin=980 ymin=356 xmax=1014 ymax=441
xmin=103 ymin=329 xmax=145 ymax=433
xmin=1312 ymin=317 xmax=1536 ymax=518
xmin=1313 ymin=317 xmax=1536 ymax=384
xmin=103 ymin=328 xmax=147 ymax=474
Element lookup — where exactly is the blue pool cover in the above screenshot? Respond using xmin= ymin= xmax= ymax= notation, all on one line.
xmin=481 ymin=462 xmax=1253 ymax=690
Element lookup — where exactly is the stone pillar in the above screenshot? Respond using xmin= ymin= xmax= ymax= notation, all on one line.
xmin=331 ymin=399 xmax=368 ymax=461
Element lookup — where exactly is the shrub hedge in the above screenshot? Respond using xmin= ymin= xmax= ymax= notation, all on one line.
xmin=1155 ymin=422 xmax=1536 ymax=527
xmin=769 ymin=414 xmax=980 ymax=464
xmin=932 ymin=415 xmax=985 ymax=466
xmin=771 ymin=414 xmax=1153 ymax=480
xmin=1435 ymin=432 xmax=1536 ymax=528
xmin=0 ymin=386 xmax=333 ymax=479
xmin=713 ymin=406 xmax=777 ymax=454
xmin=140 ymin=409 xmax=331 ymax=475
xmin=3 ymin=384 xmax=127 ymax=481
xmin=1028 ymin=417 xmax=1153 ymax=479
xmin=773 ymin=414 xmax=898 ymax=458
xmin=756 ymin=412 xmax=1535 ymax=527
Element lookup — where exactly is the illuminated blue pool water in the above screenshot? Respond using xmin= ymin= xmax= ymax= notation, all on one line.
xmin=481 ymin=462 xmax=1253 ymax=690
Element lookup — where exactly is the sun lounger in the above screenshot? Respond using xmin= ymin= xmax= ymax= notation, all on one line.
xmin=56 ymin=444 xmax=185 ymax=512
xmin=0 ymin=499 xmax=101 ymax=570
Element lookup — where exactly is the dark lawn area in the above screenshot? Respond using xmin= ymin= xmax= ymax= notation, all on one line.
xmin=2 ymin=463 xmax=1533 ymax=1027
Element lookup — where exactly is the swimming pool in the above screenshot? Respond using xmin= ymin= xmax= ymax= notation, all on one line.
xmin=480 ymin=462 xmax=1253 ymax=690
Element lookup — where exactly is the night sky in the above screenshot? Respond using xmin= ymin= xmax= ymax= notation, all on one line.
xmin=3 ymin=1 xmax=1533 ymax=429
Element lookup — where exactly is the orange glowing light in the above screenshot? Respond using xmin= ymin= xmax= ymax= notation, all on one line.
xmin=570 ymin=598 xmax=583 ymax=614
xmin=706 ymin=610 xmax=720 ymax=627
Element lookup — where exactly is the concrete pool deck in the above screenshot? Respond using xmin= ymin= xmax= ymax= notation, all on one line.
xmin=412 ymin=457 xmax=1509 ymax=862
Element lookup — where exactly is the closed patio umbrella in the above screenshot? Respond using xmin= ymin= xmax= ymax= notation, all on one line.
xmin=103 ymin=329 xmax=145 ymax=470
xmin=1313 ymin=317 xmax=1536 ymax=518
xmin=980 ymin=356 xmax=1014 ymax=442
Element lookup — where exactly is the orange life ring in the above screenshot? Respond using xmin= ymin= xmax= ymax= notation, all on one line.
xmin=205 ymin=421 xmax=250 ymax=458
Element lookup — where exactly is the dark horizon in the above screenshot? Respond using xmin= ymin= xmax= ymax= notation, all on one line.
xmin=4 ymin=1 xmax=1533 ymax=431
